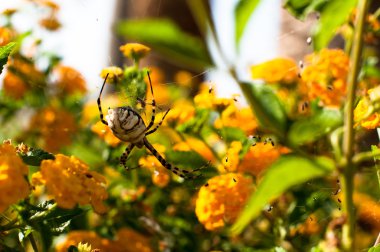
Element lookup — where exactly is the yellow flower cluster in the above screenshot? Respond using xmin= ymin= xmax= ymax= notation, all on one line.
xmin=6 ymin=56 xmax=45 ymax=89
xmin=251 ymin=58 xmax=298 ymax=84
xmin=32 ymin=154 xmax=108 ymax=214
xmin=35 ymin=0 xmax=61 ymax=31
xmin=194 ymin=83 xmax=235 ymax=111
xmin=0 ymin=142 xmax=30 ymax=213
xmin=100 ymin=66 xmax=123 ymax=83
xmin=29 ymin=107 xmax=77 ymax=152
xmin=301 ymin=49 xmax=349 ymax=107
xmin=91 ymin=121 xmax=122 ymax=147
xmin=120 ymin=43 xmax=150 ymax=61
xmin=164 ymin=100 xmax=195 ymax=125
xmin=195 ymin=173 xmax=253 ymax=230
xmin=214 ymin=105 xmax=257 ymax=135
xmin=56 ymin=228 xmax=153 ymax=252
xmin=139 ymin=144 xmax=170 ymax=187
xmin=54 ymin=65 xmax=87 ymax=95
xmin=354 ymin=87 xmax=380 ymax=129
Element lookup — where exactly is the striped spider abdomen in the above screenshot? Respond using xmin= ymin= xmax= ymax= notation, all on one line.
xmin=106 ymin=106 xmax=146 ymax=146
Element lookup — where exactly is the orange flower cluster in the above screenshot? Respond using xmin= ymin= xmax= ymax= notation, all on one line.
xmin=29 ymin=107 xmax=77 ymax=152
xmin=251 ymin=58 xmax=298 ymax=84
xmin=54 ymin=65 xmax=87 ymax=95
xmin=3 ymin=56 xmax=45 ymax=98
xmin=353 ymin=193 xmax=380 ymax=231
xmin=220 ymin=141 xmax=287 ymax=177
xmin=56 ymin=228 xmax=153 ymax=252
xmin=35 ymin=0 xmax=61 ymax=31
xmin=195 ymin=173 xmax=253 ymax=230
xmin=32 ymin=154 xmax=108 ymax=214
xmin=0 ymin=26 xmax=16 ymax=46
xmin=301 ymin=49 xmax=349 ymax=107
xmin=0 ymin=142 xmax=30 ymax=213
xmin=2 ymin=72 xmax=29 ymax=99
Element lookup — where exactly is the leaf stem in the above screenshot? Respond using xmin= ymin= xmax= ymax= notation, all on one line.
xmin=341 ymin=0 xmax=370 ymax=250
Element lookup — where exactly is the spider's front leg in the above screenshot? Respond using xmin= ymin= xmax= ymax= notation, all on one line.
xmin=120 ymin=144 xmax=135 ymax=170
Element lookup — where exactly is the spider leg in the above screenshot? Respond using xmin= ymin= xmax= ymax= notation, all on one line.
xmin=145 ymin=109 xmax=170 ymax=136
xmin=145 ymin=71 xmax=156 ymax=131
xmin=143 ymin=137 xmax=202 ymax=179
xmin=97 ymin=73 xmax=109 ymax=126
xmin=120 ymin=143 xmax=135 ymax=170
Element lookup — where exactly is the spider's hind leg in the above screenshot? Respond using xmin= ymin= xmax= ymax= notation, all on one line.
xmin=143 ymin=137 xmax=205 ymax=180
xmin=120 ymin=144 xmax=135 ymax=170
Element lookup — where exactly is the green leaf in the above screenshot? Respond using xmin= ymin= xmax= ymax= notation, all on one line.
xmin=116 ymin=19 xmax=213 ymax=71
xmin=283 ymin=0 xmax=328 ymax=19
xmin=240 ymin=82 xmax=287 ymax=138
xmin=368 ymin=245 xmax=380 ymax=252
xmin=21 ymin=148 xmax=55 ymax=166
xmin=231 ymin=154 xmax=334 ymax=235
xmin=287 ymin=108 xmax=343 ymax=146
xmin=0 ymin=42 xmax=17 ymax=75
xmin=313 ymin=0 xmax=357 ymax=50
xmin=235 ymin=0 xmax=261 ymax=45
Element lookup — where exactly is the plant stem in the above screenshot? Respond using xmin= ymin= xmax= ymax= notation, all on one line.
xmin=341 ymin=0 xmax=370 ymax=250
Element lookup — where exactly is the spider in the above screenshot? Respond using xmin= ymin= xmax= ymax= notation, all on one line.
xmin=97 ymin=72 xmax=202 ymax=179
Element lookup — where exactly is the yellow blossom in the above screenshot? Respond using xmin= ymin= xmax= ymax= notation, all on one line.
xmin=32 ymin=154 xmax=108 ymax=213
xmin=0 ymin=142 xmax=30 ymax=213
xmin=54 ymin=65 xmax=87 ymax=95
xmin=251 ymin=58 xmax=298 ymax=84
xmin=2 ymin=71 xmax=29 ymax=99
xmin=214 ymin=105 xmax=257 ymax=135
xmin=354 ymin=87 xmax=380 ymax=129
xmin=195 ymin=173 xmax=253 ymax=230
xmin=301 ymin=49 xmax=349 ymax=107
xmin=120 ymin=43 xmax=150 ymax=60
xmin=0 ymin=27 xmax=16 ymax=46
xmin=2 ymin=9 xmax=17 ymax=16
xmin=194 ymin=83 xmax=235 ymax=111
xmin=91 ymin=121 xmax=121 ymax=147
xmin=29 ymin=107 xmax=77 ymax=152
xmin=219 ymin=141 xmax=242 ymax=172
xmin=55 ymin=231 xmax=111 ymax=252
xmin=100 ymin=66 xmax=123 ymax=83
xmin=164 ymin=99 xmax=195 ymax=125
